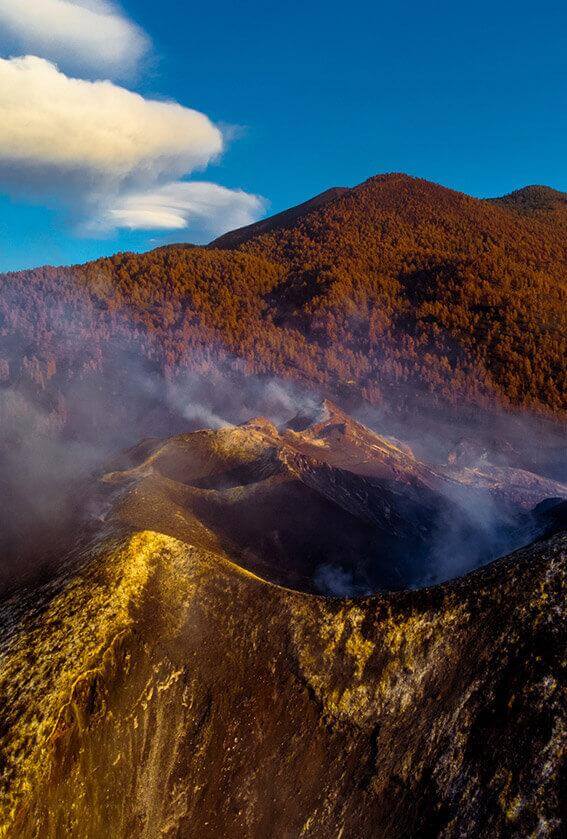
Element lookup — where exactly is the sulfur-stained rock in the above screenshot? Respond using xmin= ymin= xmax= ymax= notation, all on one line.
xmin=0 ymin=524 xmax=564 ymax=838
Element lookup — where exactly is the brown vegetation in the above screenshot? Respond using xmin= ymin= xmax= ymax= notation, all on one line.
xmin=0 ymin=173 xmax=565 ymax=423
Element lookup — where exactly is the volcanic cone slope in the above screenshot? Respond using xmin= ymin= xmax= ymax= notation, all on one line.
xmin=0 ymin=524 xmax=564 ymax=838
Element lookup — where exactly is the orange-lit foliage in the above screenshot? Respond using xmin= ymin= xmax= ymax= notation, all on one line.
xmin=0 ymin=174 xmax=565 ymax=418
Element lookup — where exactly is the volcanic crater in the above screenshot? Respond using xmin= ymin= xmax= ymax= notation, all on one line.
xmin=97 ymin=400 xmax=566 ymax=596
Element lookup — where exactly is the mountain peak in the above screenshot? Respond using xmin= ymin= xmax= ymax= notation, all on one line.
xmin=490 ymin=184 xmax=567 ymax=213
xmin=352 ymin=171 xmax=464 ymax=198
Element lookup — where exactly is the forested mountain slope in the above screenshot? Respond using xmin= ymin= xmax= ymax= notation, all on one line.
xmin=1 ymin=173 xmax=565 ymax=427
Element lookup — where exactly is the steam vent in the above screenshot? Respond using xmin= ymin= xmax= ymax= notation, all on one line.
xmin=0 ymin=405 xmax=565 ymax=837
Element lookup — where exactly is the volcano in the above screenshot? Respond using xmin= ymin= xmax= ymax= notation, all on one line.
xmin=97 ymin=400 xmax=565 ymax=594
xmin=0 ymin=401 xmax=565 ymax=837
xmin=0 ymin=173 xmax=565 ymax=837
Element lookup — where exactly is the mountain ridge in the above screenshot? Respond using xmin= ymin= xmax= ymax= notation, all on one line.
xmin=210 ymin=185 xmax=349 ymax=249
xmin=207 ymin=172 xmax=567 ymax=252
xmin=490 ymin=184 xmax=567 ymax=214
xmin=2 ymin=171 xmax=564 ymax=417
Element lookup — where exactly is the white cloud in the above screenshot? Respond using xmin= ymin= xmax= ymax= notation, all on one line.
xmin=0 ymin=56 xmax=222 ymax=182
xmin=105 ymin=182 xmax=266 ymax=234
xmin=0 ymin=56 xmax=264 ymax=236
xmin=0 ymin=0 xmax=149 ymax=77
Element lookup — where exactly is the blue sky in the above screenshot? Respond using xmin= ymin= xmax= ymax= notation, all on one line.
xmin=0 ymin=0 xmax=565 ymax=272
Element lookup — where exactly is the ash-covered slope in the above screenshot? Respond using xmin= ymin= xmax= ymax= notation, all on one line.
xmin=0 ymin=526 xmax=564 ymax=837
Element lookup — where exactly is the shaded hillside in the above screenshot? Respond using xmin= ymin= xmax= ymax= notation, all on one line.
xmin=0 ymin=174 xmax=565 ymax=436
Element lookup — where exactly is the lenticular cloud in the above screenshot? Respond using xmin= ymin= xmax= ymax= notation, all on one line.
xmin=0 ymin=56 xmax=265 ymax=237
xmin=105 ymin=182 xmax=266 ymax=234
xmin=0 ymin=56 xmax=222 ymax=182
